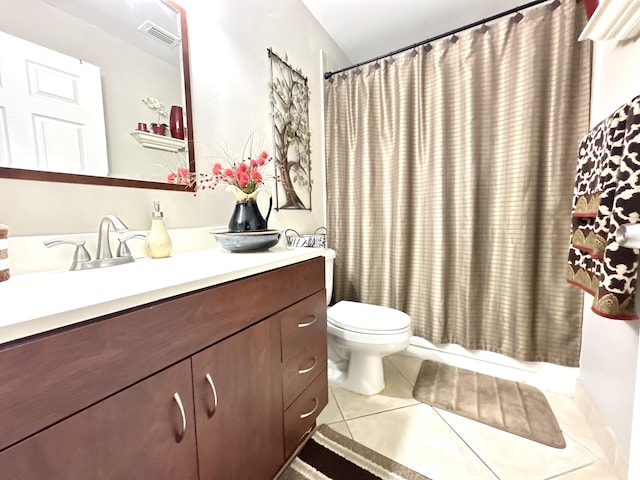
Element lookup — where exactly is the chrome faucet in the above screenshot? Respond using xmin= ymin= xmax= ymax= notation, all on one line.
xmin=96 ymin=215 xmax=128 ymax=260
xmin=44 ymin=215 xmax=137 ymax=271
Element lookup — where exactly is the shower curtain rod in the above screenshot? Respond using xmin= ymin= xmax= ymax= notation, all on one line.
xmin=323 ymin=0 xmax=553 ymax=80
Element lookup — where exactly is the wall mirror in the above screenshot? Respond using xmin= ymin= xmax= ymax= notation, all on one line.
xmin=0 ymin=0 xmax=194 ymax=191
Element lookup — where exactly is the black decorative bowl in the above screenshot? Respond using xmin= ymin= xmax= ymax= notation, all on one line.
xmin=212 ymin=230 xmax=281 ymax=252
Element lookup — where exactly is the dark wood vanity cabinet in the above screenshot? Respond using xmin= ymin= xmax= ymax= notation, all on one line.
xmin=278 ymin=290 xmax=329 ymax=458
xmin=192 ymin=316 xmax=284 ymax=479
xmin=0 ymin=257 xmax=326 ymax=479
xmin=0 ymin=360 xmax=199 ymax=479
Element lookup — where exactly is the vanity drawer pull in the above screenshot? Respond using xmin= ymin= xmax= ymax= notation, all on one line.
xmin=297 ymin=315 xmax=317 ymax=328
xmin=173 ymin=392 xmax=187 ymax=443
xmin=205 ymin=373 xmax=218 ymax=419
xmin=300 ymin=397 xmax=319 ymax=419
xmin=300 ymin=425 xmax=314 ymax=441
xmin=298 ymin=357 xmax=318 ymax=375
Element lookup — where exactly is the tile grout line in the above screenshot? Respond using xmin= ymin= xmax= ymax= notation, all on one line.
xmin=558 ymin=422 xmax=608 ymax=460
xmin=541 ymin=460 xmax=602 ymax=480
xmin=433 ymin=406 xmax=502 ymax=480
xmin=329 ymin=360 xmax=420 ymax=423
xmin=328 ymin=387 xmax=347 ymax=424
xmin=386 ymin=356 xmax=419 ymax=387
xmin=340 ymin=401 xmax=422 ymax=423
xmin=544 ymin=391 xmax=614 ymax=466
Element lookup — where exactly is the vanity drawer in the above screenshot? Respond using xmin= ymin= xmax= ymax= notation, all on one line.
xmin=280 ymin=290 xmax=327 ymax=408
xmin=283 ymin=369 xmax=328 ymax=459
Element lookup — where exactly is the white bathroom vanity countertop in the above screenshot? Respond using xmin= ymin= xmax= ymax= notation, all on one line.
xmin=0 ymin=246 xmax=323 ymax=345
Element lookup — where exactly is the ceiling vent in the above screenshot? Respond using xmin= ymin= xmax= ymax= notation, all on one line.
xmin=579 ymin=0 xmax=640 ymax=41
xmin=137 ymin=21 xmax=180 ymax=48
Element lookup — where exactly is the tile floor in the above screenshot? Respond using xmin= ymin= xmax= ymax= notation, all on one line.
xmin=316 ymin=353 xmax=620 ymax=480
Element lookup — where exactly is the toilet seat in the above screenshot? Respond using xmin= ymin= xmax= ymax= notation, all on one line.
xmin=327 ymin=301 xmax=411 ymax=335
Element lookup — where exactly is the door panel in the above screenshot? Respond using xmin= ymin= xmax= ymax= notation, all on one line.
xmin=0 ymin=360 xmax=198 ymax=480
xmin=193 ymin=318 xmax=284 ymax=480
xmin=0 ymin=30 xmax=108 ymax=174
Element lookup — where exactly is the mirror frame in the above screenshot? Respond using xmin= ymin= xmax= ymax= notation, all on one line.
xmin=0 ymin=0 xmax=195 ymax=192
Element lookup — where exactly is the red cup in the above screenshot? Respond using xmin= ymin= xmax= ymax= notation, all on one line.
xmin=137 ymin=122 xmax=148 ymax=132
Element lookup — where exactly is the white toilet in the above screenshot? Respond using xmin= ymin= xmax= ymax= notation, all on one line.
xmin=324 ymin=248 xmax=412 ymax=395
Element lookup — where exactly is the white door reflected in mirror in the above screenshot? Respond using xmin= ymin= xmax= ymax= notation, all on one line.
xmin=0 ymin=31 xmax=108 ymax=176
xmin=0 ymin=0 xmax=193 ymax=190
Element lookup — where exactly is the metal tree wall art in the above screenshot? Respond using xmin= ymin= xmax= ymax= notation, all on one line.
xmin=268 ymin=48 xmax=312 ymax=210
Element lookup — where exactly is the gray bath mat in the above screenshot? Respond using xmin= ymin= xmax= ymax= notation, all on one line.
xmin=413 ymin=360 xmax=566 ymax=449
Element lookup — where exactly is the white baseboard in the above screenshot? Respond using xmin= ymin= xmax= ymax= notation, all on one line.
xmin=406 ymin=336 xmax=580 ymax=395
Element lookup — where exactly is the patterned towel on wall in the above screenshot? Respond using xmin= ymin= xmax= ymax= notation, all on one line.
xmin=567 ymin=95 xmax=640 ymax=319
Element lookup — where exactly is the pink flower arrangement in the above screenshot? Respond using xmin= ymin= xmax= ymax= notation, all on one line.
xmin=167 ymin=167 xmax=191 ymax=185
xmin=197 ymin=151 xmax=272 ymax=195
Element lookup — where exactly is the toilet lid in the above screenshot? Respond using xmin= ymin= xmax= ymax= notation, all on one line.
xmin=327 ymin=301 xmax=411 ymax=334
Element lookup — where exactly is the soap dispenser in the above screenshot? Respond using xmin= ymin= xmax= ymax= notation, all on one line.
xmin=145 ymin=201 xmax=172 ymax=258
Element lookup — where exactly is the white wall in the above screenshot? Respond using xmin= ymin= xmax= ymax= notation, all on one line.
xmin=0 ymin=0 xmax=350 ymax=270
xmin=581 ymin=36 xmax=640 ymax=471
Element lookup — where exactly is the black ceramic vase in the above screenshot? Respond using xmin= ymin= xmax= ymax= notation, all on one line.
xmin=228 ymin=196 xmax=272 ymax=232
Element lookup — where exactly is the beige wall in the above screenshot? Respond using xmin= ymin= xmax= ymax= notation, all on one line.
xmin=0 ymin=0 xmax=349 ymax=245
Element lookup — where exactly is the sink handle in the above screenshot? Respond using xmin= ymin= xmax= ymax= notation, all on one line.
xmin=116 ymin=234 xmax=145 ymax=257
xmin=44 ymin=240 xmax=92 ymax=271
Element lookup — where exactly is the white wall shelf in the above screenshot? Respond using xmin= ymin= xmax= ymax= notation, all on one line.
xmin=579 ymin=0 xmax=640 ymax=41
xmin=130 ymin=131 xmax=186 ymax=152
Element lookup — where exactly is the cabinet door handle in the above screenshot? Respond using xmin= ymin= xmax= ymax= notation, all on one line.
xmin=205 ymin=373 xmax=218 ymax=419
xmin=173 ymin=392 xmax=187 ymax=443
xmin=298 ymin=356 xmax=318 ymax=375
xmin=297 ymin=315 xmax=317 ymax=328
xmin=300 ymin=397 xmax=319 ymax=419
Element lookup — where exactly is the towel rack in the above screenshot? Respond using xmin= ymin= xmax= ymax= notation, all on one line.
xmin=615 ymin=223 xmax=640 ymax=249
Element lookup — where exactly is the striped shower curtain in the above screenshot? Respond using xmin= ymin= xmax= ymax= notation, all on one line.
xmin=324 ymin=0 xmax=591 ymax=366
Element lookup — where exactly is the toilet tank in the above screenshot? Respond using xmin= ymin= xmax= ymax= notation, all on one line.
xmin=324 ymin=248 xmax=336 ymax=305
